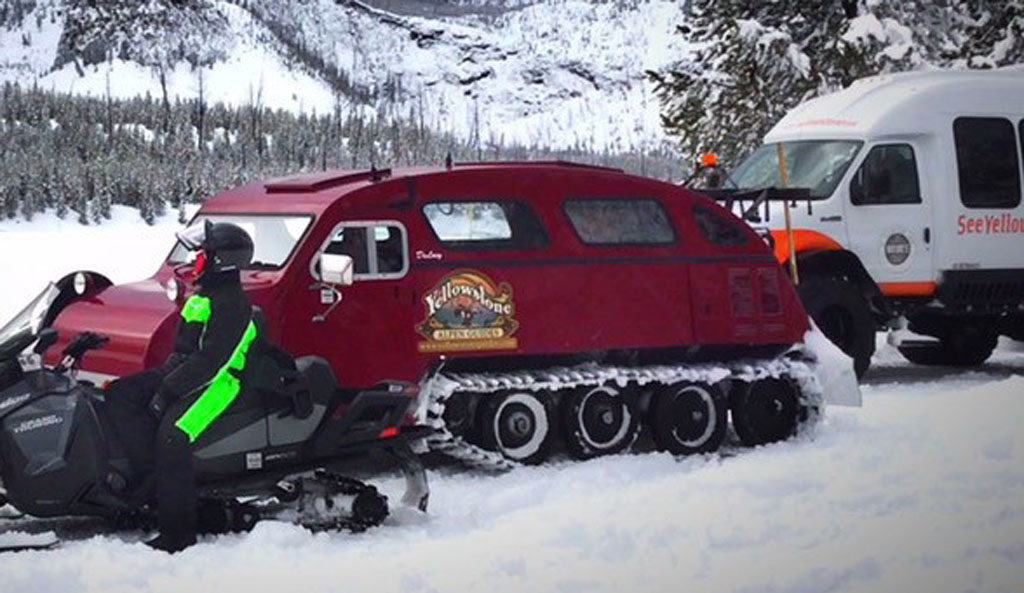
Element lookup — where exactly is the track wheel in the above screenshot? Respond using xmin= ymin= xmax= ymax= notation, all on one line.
xmin=478 ymin=391 xmax=555 ymax=464
xmin=561 ymin=384 xmax=639 ymax=460
xmin=731 ymin=377 xmax=800 ymax=447
xmin=648 ymin=382 xmax=727 ymax=455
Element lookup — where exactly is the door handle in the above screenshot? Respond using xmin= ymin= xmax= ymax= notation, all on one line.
xmin=820 ymin=215 xmax=842 ymax=222
xmin=924 ymin=227 xmax=930 ymax=244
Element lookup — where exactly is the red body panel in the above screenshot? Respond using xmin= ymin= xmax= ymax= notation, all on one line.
xmin=53 ymin=163 xmax=810 ymax=386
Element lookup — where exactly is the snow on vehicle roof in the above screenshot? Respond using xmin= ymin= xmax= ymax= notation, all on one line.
xmin=765 ymin=67 xmax=1024 ymax=143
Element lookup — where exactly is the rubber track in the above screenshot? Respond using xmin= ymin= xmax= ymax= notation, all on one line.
xmin=419 ymin=354 xmax=824 ymax=472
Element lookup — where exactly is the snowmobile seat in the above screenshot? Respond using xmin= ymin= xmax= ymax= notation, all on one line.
xmin=248 ymin=308 xmax=315 ymax=419
xmin=294 ymin=356 xmax=338 ymax=410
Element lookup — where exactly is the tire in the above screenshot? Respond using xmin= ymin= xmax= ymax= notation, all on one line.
xmin=898 ymin=325 xmax=997 ymax=367
xmin=477 ymin=391 xmax=555 ymax=465
xmin=648 ymin=382 xmax=727 ymax=455
xmin=731 ymin=377 xmax=800 ymax=447
xmin=561 ymin=384 xmax=640 ymax=460
xmin=798 ymin=278 xmax=876 ymax=379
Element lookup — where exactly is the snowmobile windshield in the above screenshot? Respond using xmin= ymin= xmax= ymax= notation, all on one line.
xmin=730 ymin=140 xmax=863 ymax=200
xmin=167 ymin=214 xmax=313 ymax=270
xmin=0 ymin=284 xmax=59 ymax=360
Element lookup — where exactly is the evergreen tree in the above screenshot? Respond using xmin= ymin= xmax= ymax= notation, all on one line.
xmin=649 ymin=0 xmax=1024 ymax=166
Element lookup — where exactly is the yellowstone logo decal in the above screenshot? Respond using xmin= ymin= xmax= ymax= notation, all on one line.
xmin=417 ymin=270 xmax=519 ymax=353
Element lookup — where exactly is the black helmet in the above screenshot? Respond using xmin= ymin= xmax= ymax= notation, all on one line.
xmin=175 ymin=220 xmax=254 ymax=279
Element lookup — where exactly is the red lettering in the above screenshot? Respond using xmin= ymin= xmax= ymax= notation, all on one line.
xmin=958 ymin=215 xmax=967 ymax=235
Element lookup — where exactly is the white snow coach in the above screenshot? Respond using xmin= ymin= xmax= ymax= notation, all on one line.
xmin=717 ymin=67 xmax=1024 ymax=376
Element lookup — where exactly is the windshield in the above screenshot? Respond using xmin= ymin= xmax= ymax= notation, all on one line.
xmin=167 ymin=214 xmax=313 ymax=270
xmin=0 ymin=284 xmax=59 ymax=357
xmin=730 ymin=140 xmax=863 ymax=199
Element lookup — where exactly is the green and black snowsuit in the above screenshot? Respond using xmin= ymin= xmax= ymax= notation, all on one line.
xmin=106 ymin=270 xmax=257 ymax=546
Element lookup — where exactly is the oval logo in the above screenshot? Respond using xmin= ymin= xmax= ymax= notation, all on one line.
xmin=884 ymin=233 xmax=911 ymax=265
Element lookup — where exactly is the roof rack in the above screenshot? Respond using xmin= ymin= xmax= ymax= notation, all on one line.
xmin=264 ymin=168 xmax=392 ymax=193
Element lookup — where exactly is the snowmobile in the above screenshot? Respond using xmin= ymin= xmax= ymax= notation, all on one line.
xmin=0 ymin=280 xmax=430 ymax=551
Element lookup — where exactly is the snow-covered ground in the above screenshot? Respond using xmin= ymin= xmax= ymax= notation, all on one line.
xmin=0 ymin=212 xmax=1022 ymax=593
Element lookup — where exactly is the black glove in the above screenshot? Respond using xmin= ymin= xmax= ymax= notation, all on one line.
xmin=62 ymin=332 xmax=109 ymax=363
xmin=148 ymin=390 xmax=171 ymax=419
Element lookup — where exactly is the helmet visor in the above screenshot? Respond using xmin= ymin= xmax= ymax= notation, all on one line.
xmin=175 ymin=222 xmax=207 ymax=251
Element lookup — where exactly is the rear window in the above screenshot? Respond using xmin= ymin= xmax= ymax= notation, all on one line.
xmin=954 ymin=117 xmax=1022 ymax=208
xmin=693 ymin=205 xmax=749 ymax=246
xmin=563 ymin=199 xmax=675 ymax=245
xmin=422 ymin=201 xmax=548 ymax=250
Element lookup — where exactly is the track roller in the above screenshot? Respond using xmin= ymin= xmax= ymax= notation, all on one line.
xmin=561 ymin=384 xmax=639 ymax=460
xmin=730 ymin=377 xmax=800 ymax=447
xmin=477 ymin=391 xmax=555 ymax=464
xmin=648 ymin=381 xmax=727 ymax=455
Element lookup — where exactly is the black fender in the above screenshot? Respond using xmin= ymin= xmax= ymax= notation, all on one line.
xmin=792 ymin=250 xmax=892 ymax=321
xmin=43 ymin=271 xmax=114 ymax=329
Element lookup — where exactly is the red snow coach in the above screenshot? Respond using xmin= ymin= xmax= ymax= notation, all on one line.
xmin=47 ymin=162 xmax=858 ymax=470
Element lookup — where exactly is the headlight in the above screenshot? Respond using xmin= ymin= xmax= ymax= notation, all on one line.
xmin=165 ymin=278 xmax=180 ymax=302
xmin=73 ymin=272 xmax=87 ymax=295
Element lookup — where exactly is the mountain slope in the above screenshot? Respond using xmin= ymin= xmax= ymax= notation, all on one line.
xmin=0 ymin=0 xmax=688 ymax=152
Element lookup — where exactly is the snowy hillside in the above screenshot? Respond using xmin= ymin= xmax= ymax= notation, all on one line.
xmin=1 ymin=212 xmax=1023 ymax=592
xmin=0 ymin=0 xmax=687 ymax=152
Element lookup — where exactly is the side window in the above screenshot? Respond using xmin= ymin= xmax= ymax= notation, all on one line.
xmin=849 ymin=144 xmax=921 ymax=205
xmin=422 ymin=201 xmax=547 ymax=250
xmin=693 ymin=205 xmax=749 ymax=246
xmin=954 ymin=117 xmax=1022 ymax=208
xmin=321 ymin=222 xmax=407 ymax=280
xmin=563 ymin=199 xmax=675 ymax=245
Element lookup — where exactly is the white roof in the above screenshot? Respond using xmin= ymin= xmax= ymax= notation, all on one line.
xmin=764 ymin=67 xmax=1024 ymax=143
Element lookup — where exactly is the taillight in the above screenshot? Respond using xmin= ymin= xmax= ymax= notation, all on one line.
xmin=757 ymin=268 xmax=783 ymax=316
xmin=379 ymin=427 xmax=399 ymax=439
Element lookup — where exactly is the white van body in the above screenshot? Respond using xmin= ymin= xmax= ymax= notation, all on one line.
xmin=727 ymin=67 xmax=1024 ymax=374
xmin=762 ymin=68 xmax=1024 ymax=291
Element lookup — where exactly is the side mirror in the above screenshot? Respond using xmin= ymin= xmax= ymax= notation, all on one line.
xmin=34 ymin=328 xmax=59 ymax=355
xmin=319 ymin=253 xmax=354 ymax=286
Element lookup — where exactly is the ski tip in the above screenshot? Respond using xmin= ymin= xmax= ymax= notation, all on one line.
xmin=0 ymin=530 xmax=59 ymax=553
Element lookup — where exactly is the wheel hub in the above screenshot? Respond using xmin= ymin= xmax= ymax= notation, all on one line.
xmin=671 ymin=390 xmax=712 ymax=442
xmin=581 ymin=394 xmax=626 ymax=444
xmin=498 ymin=403 xmax=536 ymax=448
xmin=507 ymin=410 xmax=533 ymax=438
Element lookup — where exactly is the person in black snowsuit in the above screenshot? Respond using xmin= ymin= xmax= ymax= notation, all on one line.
xmin=105 ymin=220 xmax=258 ymax=553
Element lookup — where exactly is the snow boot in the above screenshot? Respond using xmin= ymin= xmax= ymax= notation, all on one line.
xmin=145 ymin=530 xmax=196 ymax=554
